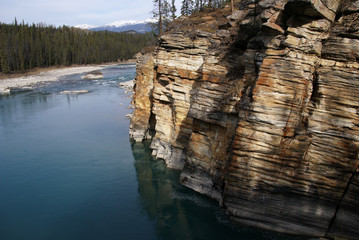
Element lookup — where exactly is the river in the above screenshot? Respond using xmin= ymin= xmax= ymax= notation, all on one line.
xmin=0 ymin=64 xmax=308 ymax=240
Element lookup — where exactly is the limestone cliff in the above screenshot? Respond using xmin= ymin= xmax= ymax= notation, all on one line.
xmin=129 ymin=0 xmax=359 ymax=238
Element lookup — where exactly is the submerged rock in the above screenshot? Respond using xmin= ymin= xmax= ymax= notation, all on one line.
xmin=0 ymin=87 xmax=11 ymax=94
xmin=60 ymin=90 xmax=89 ymax=94
xmin=130 ymin=0 xmax=359 ymax=239
xmin=126 ymin=113 xmax=133 ymax=119
xmin=81 ymin=70 xmax=103 ymax=79
xmin=118 ymin=80 xmax=134 ymax=90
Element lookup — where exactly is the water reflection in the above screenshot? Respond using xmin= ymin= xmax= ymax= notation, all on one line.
xmin=132 ymin=141 xmax=192 ymax=239
xmin=131 ymin=141 xmax=302 ymax=240
xmin=65 ymin=93 xmax=80 ymax=106
xmin=0 ymin=93 xmax=56 ymax=130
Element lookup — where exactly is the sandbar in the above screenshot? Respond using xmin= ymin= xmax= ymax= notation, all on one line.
xmin=0 ymin=64 xmax=116 ymax=93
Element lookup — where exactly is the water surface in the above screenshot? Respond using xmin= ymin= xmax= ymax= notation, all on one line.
xmin=0 ymin=65 xmax=308 ymax=240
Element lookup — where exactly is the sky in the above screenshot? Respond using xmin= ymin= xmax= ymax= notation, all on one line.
xmin=0 ymin=0 xmax=182 ymax=27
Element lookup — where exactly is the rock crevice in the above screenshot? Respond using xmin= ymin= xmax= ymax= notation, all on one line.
xmin=130 ymin=0 xmax=359 ymax=238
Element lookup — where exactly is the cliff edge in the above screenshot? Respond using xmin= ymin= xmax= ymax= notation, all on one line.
xmin=130 ymin=0 xmax=359 ymax=238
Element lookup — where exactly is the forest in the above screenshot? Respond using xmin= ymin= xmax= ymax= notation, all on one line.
xmin=0 ymin=0 xmax=231 ymax=73
xmin=0 ymin=21 xmax=155 ymax=73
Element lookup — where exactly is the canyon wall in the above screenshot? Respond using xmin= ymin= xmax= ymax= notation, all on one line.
xmin=129 ymin=0 xmax=359 ymax=238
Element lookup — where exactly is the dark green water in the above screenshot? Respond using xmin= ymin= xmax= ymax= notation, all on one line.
xmin=0 ymin=65 xmax=308 ymax=240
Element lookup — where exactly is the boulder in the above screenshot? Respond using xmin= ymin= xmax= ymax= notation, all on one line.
xmin=81 ymin=70 xmax=103 ymax=79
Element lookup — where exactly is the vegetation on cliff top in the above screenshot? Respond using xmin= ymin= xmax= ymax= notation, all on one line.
xmin=151 ymin=0 xmax=232 ymax=36
xmin=0 ymin=0 xmax=233 ymax=74
xmin=0 ymin=21 xmax=155 ymax=73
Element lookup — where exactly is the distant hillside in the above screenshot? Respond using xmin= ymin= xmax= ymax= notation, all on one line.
xmin=75 ymin=19 xmax=155 ymax=33
xmin=0 ymin=23 xmax=156 ymax=73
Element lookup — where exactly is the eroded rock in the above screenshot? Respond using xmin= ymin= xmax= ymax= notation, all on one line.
xmin=129 ymin=0 xmax=359 ymax=238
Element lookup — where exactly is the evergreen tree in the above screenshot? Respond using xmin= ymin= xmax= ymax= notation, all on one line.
xmin=0 ymin=50 xmax=10 ymax=74
xmin=152 ymin=0 xmax=163 ymax=36
xmin=171 ymin=0 xmax=177 ymax=20
xmin=162 ymin=1 xmax=172 ymax=28
xmin=190 ymin=0 xmax=230 ymax=13
xmin=152 ymin=0 xmax=172 ymax=36
xmin=181 ymin=0 xmax=193 ymax=15
xmin=0 ymin=21 xmax=156 ymax=73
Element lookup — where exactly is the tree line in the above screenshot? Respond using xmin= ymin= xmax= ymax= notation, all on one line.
xmin=0 ymin=21 xmax=155 ymax=73
xmin=181 ymin=0 xmax=231 ymax=15
xmin=152 ymin=0 xmax=231 ymax=36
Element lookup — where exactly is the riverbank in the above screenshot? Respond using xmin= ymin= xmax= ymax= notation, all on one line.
xmin=0 ymin=63 xmax=134 ymax=93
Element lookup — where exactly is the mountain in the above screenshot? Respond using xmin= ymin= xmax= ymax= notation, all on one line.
xmin=74 ymin=24 xmax=97 ymax=30
xmin=75 ymin=19 xmax=155 ymax=33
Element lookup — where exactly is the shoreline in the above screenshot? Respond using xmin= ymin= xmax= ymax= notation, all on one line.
xmin=0 ymin=62 xmax=135 ymax=93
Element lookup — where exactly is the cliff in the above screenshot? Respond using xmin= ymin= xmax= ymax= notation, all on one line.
xmin=129 ymin=0 xmax=359 ymax=238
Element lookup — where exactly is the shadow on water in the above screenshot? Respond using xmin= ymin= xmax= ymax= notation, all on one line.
xmin=0 ymin=92 xmax=55 ymax=128
xmin=0 ymin=91 xmax=84 ymax=131
xmin=131 ymin=141 xmax=308 ymax=240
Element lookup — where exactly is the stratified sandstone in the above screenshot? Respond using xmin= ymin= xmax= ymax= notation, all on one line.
xmin=129 ymin=53 xmax=155 ymax=142
xmin=130 ymin=0 xmax=359 ymax=238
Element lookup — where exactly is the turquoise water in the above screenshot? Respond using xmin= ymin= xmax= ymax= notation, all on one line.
xmin=0 ymin=65 xmax=307 ymax=240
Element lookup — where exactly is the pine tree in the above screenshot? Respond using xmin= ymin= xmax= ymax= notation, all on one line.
xmin=0 ymin=50 xmax=10 ymax=74
xmin=181 ymin=0 xmax=193 ymax=15
xmin=171 ymin=0 xmax=177 ymax=20
xmin=162 ymin=0 xmax=171 ymax=28
xmin=0 ymin=22 xmax=155 ymax=73
xmin=152 ymin=0 xmax=171 ymax=36
xmin=152 ymin=0 xmax=164 ymax=36
xmin=208 ymin=0 xmax=212 ymax=8
xmin=190 ymin=0 xmax=231 ymax=13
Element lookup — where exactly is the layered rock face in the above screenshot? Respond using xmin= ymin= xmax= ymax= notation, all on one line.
xmin=130 ymin=0 xmax=359 ymax=238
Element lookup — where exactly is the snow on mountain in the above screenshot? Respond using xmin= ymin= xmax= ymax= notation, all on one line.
xmin=74 ymin=19 xmax=156 ymax=33
xmin=105 ymin=19 xmax=156 ymax=28
xmin=74 ymin=24 xmax=97 ymax=29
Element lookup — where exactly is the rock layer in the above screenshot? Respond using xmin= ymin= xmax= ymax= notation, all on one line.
xmin=130 ymin=0 xmax=359 ymax=238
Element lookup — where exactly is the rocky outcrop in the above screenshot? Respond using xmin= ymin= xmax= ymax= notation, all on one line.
xmin=60 ymin=90 xmax=89 ymax=94
xmin=0 ymin=87 xmax=11 ymax=94
xmin=81 ymin=70 xmax=103 ymax=79
xmin=129 ymin=54 xmax=155 ymax=142
xmin=129 ymin=0 xmax=359 ymax=238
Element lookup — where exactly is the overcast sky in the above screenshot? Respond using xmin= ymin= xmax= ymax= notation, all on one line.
xmin=0 ymin=0 xmax=182 ymax=27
